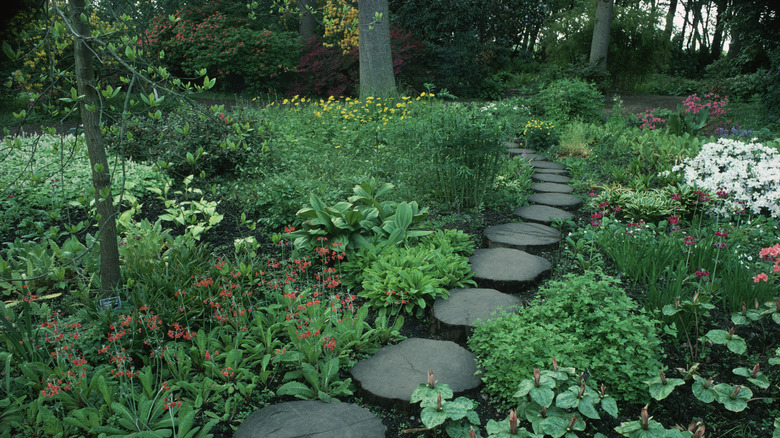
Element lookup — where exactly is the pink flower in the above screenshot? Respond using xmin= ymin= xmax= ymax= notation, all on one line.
xmin=695 ymin=269 xmax=710 ymax=278
xmin=684 ymin=236 xmax=696 ymax=245
xmin=753 ymin=273 xmax=768 ymax=283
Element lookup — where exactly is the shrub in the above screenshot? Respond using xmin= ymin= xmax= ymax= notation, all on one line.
xmin=111 ymin=106 xmax=267 ymax=178
xmin=291 ymin=27 xmax=424 ymax=98
xmin=145 ymin=0 xmax=299 ymax=92
xmin=661 ymin=138 xmax=780 ymax=218
xmin=536 ymin=78 xmax=604 ymax=122
xmin=468 ymin=271 xmax=663 ymax=407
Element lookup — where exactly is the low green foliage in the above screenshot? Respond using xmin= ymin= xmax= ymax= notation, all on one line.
xmin=469 ymin=271 xmax=663 ymax=407
xmin=357 ymin=236 xmax=475 ymax=316
xmin=283 ymin=179 xmax=430 ymax=254
xmin=410 ymin=376 xmax=481 ymax=438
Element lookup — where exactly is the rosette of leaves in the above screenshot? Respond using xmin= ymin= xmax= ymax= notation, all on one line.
xmin=284 ymin=179 xmax=430 ymax=254
xmin=410 ymin=376 xmax=480 ymax=438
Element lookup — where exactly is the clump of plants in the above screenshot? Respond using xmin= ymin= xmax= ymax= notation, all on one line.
xmin=469 ymin=271 xmax=663 ymax=407
xmin=521 ymin=119 xmax=558 ymax=150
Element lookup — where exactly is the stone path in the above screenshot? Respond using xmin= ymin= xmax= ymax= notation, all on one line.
xmin=237 ymin=143 xmax=583 ymax=435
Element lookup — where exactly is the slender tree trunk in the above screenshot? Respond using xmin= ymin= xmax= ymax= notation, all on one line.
xmin=664 ymin=0 xmax=678 ymax=41
xmin=359 ymin=0 xmax=396 ymax=98
xmin=709 ymin=0 xmax=727 ymax=61
xmin=589 ymin=0 xmax=614 ymax=72
xmin=69 ymin=0 xmax=121 ymax=296
xmin=297 ymin=0 xmax=316 ymax=40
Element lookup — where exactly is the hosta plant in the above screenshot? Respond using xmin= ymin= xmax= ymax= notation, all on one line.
xmin=284 ymin=179 xmax=430 ymax=254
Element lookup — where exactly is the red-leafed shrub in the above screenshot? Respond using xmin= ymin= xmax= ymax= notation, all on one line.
xmin=291 ymin=26 xmax=424 ymax=97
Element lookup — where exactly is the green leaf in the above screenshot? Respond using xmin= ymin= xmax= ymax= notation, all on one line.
xmin=600 ymin=396 xmax=618 ymax=418
xmin=555 ymin=391 xmax=578 ymax=409
xmin=577 ymin=397 xmax=600 ymax=420
xmin=514 ymin=379 xmax=535 ymax=398
xmin=540 ymin=416 xmax=568 ymax=438
xmin=276 ymin=381 xmax=316 ymax=400
xmin=647 ymin=377 xmax=685 ymax=401
xmin=691 ymin=376 xmax=718 ymax=403
xmin=529 ymin=386 xmax=555 ymax=408
xmin=420 ymin=407 xmax=448 ymax=429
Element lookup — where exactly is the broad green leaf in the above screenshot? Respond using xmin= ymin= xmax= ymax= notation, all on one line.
xmin=529 ymin=385 xmax=555 ymax=408
xmin=578 ymin=397 xmax=600 ymax=419
xmin=691 ymin=376 xmax=718 ymax=403
xmin=601 ymin=396 xmax=618 ymax=418
xmin=420 ymin=407 xmax=448 ymax=429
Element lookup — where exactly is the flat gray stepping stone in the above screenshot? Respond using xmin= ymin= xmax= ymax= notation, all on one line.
xmin=432 ymin=288 xmax=522 ymax=342
xmin=514 ymin=205 xmax=574 ymax=225
xmin=483 ymin=222 xmax=562 ymax=253
xmin=234 ymin=400 xmax=386 ymax=438
xmin=351 ymin=338 xmax=481 ymax=411
xmin=530 ymin=160 xmax=565 ymax=170
xmin=532 ymin=182 xmax=574 ymax=194
xmin=532 ymin=173 xmax=572 ymax=183
xmin=507 ymin=147 xmax=537 ymax=154
xmin=469 ymin=248 xmax=551 ymax=293
xmin=502 ymin=141 xmax=521 ymax=148
xmin=528 ymin=193 xmax=583 ymax=210
xmin=533 ymin=167 xmax=569 ymax=175
xmin=508 ymin=150 xmax=547 ymax=160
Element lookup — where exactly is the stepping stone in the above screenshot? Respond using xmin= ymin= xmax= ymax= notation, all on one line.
xmin=532 ymin=173 xmax=572 ymax=184
xmin=483 ymin=222 xmax=562 ymax=253
xmin=502 ymin=141 xmax=522 ymax=148
xmin=234 ymin=400 xmax=386 ymax=438
xmin=506 ymin=147 xmax=537 ymax=155
xmin=508 ymin=150 xmax=547 ymax=160
xmin=432 ymin=288 xmax=522 ymax=342
xmin=350 ymin=338 xmax=481 ymax=411
xmin=514 ymin=205 xmax=574 ymax=225
xmin=528 ymin=193 xmax=583 ymax=210
xmin=529 ymin=160 xmax=565 ymax=170
xmin=533 ymin=167 xmax=569 ymax=175
xmin=469 ymin=248 xmax=551 ymax=293
xmin=532 ymin=182 xmax=574 ymax=194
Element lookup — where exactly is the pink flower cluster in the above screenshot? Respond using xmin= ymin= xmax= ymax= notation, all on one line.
xmin=753 ymin=244 xmax=780 ymax=283
xmin=638 ymin=108 xmax=666 ymax=131
xmin=682 ymin=93 xmax=737 ymax=136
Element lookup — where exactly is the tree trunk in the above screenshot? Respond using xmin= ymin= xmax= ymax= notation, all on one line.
xmin=589 ymin=0 xmax=614 ymax=72
xmin=297 ymin=0 xmax=316 ymax=41
xmin=664 ymin=0 xmax=679 ymax=41
xmin=709 ymin=0 xmax=727 ymax=61
xmin=69 ymin=0 xmax=121 ymax=297
xmin=359 ymin=0 xmax=396 ymax=99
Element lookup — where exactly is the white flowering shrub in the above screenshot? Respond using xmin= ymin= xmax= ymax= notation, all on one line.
xmin=663 ymin=138 xmax=780 ymax=218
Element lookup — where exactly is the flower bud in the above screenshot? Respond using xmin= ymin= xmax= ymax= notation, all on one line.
xmin=660 ymin=371 xmax=667 ymax=385
xmin=640 ymin=405 xmax=650 ymax=429
xmin=427 ymin=369 xmax=434 ymax=388
xmin=675 ymin=296 xmax=680 ymax=308
xmin=509 ymin=409 xmax=518 ymax=434
xmin=578 ymin=382 xmax=586 ymax=398
xmin=693 ymin=425 xmax=705 ymax=438
xmin=730 ymin=385 xmax=742 ymax=398
xmin=776 ymin=297 xmax=780 ymax=313
xmin=540 ymin=406 xmax=547 ymax=418
xmin=567 ymin=416 xmax=577 ymax=430
xmin=692 ymin=291 xmax=700 ymax=302
xmin=741 ymin=301 xmax=747 ymax=315
xmin=754 ymin=298 xmax=759 ymax=310
xmin=552 ymin=355 xmax=558 ymax=372
xmin=533 ymin=368 xmax=541 ymax=387
xmin=751 ymin=363 xmax=760 ymax=378
xmin=469 ymin=426 xmax=476 ymax=438
xmin=705 ymin=376 xmax=714 ymax=389
xmin=727 ymin=326 xmax=735 ymax=337
xmin=600 ymin=383 xmax=606 ymax=398
xmin=437 ymin=393 xmax=442 ymax=411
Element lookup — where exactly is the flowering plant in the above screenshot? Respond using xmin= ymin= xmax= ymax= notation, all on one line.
xmin=522 ymin=119 xmax=558 ymax=150
xmin=661 ymin=138 xmax=780 ymax=218
xmin=753 ymin=243 xmax=780 ymax=284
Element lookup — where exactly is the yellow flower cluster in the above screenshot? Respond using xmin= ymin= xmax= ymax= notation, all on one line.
xmin=322 ymin=0 xmax=359 ymax=53
xmin=522 ymin=120 xmax=555 ymax=136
